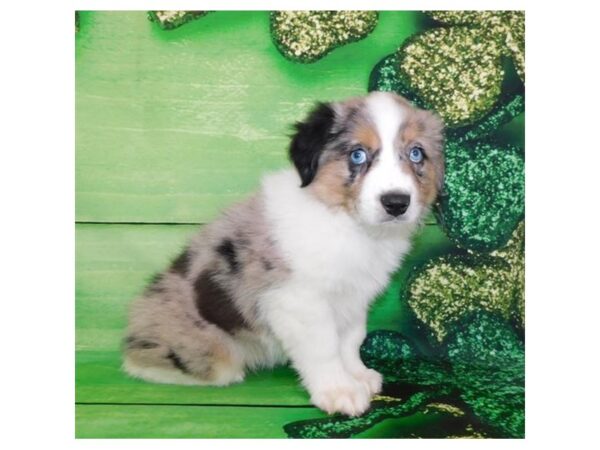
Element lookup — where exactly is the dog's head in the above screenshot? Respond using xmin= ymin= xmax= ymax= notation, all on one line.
xmin=289 ymin=91 xmax=445 ymax=227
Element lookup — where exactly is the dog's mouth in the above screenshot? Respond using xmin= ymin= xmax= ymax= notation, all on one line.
xmin=377 ymin=213 xmax=403 ymax=222
xmin=380 ymin=215 xmax=410 ymax=225
xmin=378 ymin=205 xmax=422 ymax=226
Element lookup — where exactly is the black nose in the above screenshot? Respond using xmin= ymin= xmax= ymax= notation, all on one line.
xmin=380 ymin=192 xmax=411 ymax=217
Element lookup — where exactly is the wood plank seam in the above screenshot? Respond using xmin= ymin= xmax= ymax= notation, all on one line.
xmin=77 ymin=402 xmax=314 ymax=408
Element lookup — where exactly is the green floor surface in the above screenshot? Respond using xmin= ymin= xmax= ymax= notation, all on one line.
xmin=76 ymin=404 xmax=328 ymax=438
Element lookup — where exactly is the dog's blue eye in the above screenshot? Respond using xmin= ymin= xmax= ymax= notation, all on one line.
xmin=350 ymin=149 xmax=367 ymax=165
xmin=409 ymin=146 xmax=424 ymax=163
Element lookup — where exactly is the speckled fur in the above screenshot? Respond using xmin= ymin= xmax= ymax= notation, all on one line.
xmin=124 ymin=195 xmax=291 ymax=385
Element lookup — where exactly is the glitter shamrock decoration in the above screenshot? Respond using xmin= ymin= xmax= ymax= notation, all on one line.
xmin=270 ymin=11 xmax=378 ymax=63
xmin=490 ymin=221 xmax=525 ymax=328
xmin=406 ymin=254 xmax=515 ymax=343
xmin=369 ymin=52 xmax=525 ymax=140
xmin=284 ymin=331 xmax=482 ymax=438
xmin=401 ymin=27 xmax=504 ymax=127
xmin=438 ymin=140 xmax=524 ymax=252
xmin=445 ymin=311 xmax=525 ymax=437
xmin=400 ymin=11 xmax=524 ymax=127
xmin=371 ymin=11 xmax=524 ymax=128
xmin=428 ymin=11 xmax=525 ymax=83
xmin=407 ymin=221 xmax=525 ymax=344
xmin=285 ymin=323 xmax=524 ymax=438
xmin=148 ymin=11 xmax=209 ymax=30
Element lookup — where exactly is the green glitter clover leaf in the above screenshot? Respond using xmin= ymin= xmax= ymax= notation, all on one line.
xmin=270 ymin=11 xmax=378 ymax=63
xmin=284 ymin=392 xmax=481 ymax=438
xmin=284 ymin=331 xmax=474 ymax=438
xmin=359 ymin=330 xmax=452 ymax=387
xmin=437 ymin=139 xmax=524 ymax=252
xmin=284 ymin=328 xmax=526 ymax=438
xmin=393 ymin=11 xmax=524 ymax=128
xmin=148 ymin=11 xmax=209 ymax=30
xmin=406 ymin=221 xmax=525 ymax=346
xmin=146 ymin=10 xmax=378 ymax=62
xmin=444 ymin=311 xmax=525 ymax=438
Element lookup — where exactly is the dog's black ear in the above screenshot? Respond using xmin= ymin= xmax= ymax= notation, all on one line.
xmin=289 ymin=102 xmax=336 ymax=187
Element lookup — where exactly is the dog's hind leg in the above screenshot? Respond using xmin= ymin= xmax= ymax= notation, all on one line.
xmin=122 ymin=276 xmax=247 ymax=386
xmin=122 ymin=327 xmax=245 ymax=386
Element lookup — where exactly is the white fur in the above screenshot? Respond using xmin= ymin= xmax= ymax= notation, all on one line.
xmin=123 ymin=358 xmax=244 ymax=387
xmin=257 ymin=169 xmax=415 ymax=416
xmin=357 ymin=92 xmax=421 ymax=225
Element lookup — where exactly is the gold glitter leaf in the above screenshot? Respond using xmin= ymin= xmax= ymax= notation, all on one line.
xmin=271 ymin=11 xmax=378 ymax=63
xmin=148 ymin=11 xmax=208 ymax=30
xmin=407 ymin=254 xmax=515 ymax=343
xmin=490 ymin=221 xmax=525 ymax=328
xmin=399 ymin=27 xmax=505 ymax=127
xmin=428 ymin=11 xmax=525 ymax=82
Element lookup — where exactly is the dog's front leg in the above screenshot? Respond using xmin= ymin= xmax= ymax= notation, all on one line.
xmin=339 ymin=312 xmax=383 ymax=396
xmin=263 ymin=288 xmax=372 ymax=417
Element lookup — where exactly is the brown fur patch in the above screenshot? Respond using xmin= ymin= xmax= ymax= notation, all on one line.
xmin=309 ymin=158 xmax=349 ymax=209
xmin=309 ymin=156 xmax=373 ymax=214
xmin=397 ymin=107 xmax=445 ymax=207
xmin=400 ymin=117 xmax=422 ymax=144
xmin=353 ymin=122 xmax=381 ymax=151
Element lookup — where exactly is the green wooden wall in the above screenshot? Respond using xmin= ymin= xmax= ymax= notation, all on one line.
xmin=75 ymin=11 xmax=524 ymax=438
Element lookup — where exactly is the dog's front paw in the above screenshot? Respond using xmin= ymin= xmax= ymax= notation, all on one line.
xmin=355 ymin=368 xmax=383 ymax=396
xmin=310 ymin=377 xmax=371 ymax=417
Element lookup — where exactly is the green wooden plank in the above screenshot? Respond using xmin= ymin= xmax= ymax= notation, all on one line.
xmin=76 ymin=11 xmax=425 ymax=223
xmin=76 ymin=404 xmax=327 ymax=438
xmin=76 ymin=222 xmax=455 ymax=405
xmin=76 ymin=223 xmax=196 ymax=339
xmin=76 ymin=351 xmax=310 ymax=406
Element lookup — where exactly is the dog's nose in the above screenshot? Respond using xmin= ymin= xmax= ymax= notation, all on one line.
xmin=380 ymin=192 xmax=411 ymax=217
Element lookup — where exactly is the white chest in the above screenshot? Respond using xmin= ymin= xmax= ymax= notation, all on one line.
xmin=263 ymin=171 xmax=412 ymax=302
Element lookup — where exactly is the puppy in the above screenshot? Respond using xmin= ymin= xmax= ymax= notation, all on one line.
xmin=123 ymin=91 xmax=444 ymax=416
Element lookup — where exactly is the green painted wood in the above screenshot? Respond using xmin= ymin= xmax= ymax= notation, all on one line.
xmin=75 ymin=222 xmax=455 ymax=405
xmin=76 ymin=223 xmax=195 ymax=342
xmin=76 ymin=404 xmax=327 ymax=438
xmin=76 ymin=11 xmax=523 ymax=224
xmin=76 ymin=351 xmax=310 ymax=406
